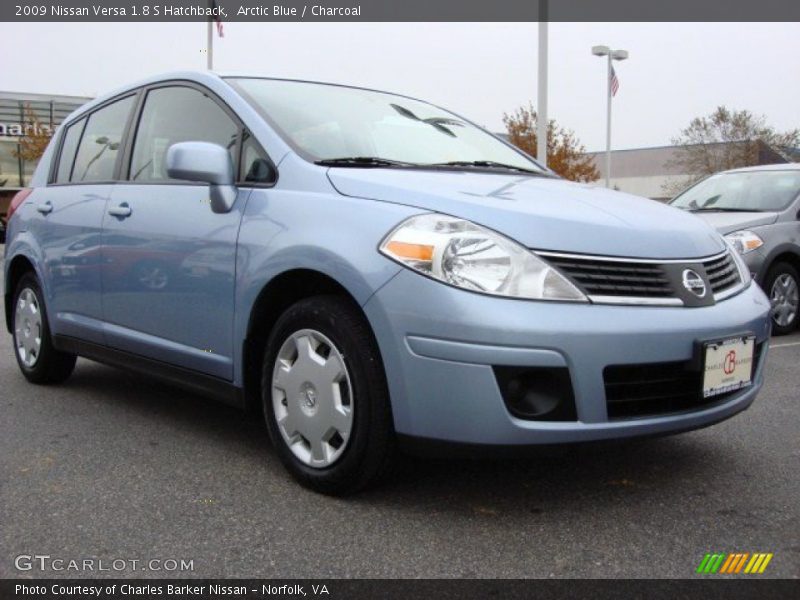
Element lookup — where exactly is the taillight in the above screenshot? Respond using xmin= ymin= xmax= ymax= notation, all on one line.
xmin=7 ymin=188 xmax=33 ymax=222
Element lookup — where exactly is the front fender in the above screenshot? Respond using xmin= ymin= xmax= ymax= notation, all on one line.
xmin=231 ymin=184 xmax=420 ymax=386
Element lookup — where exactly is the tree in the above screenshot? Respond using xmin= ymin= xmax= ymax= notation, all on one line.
xmin=502 ymin=103 xmax=599 ymax=182
xmin=664 ymin=106 xmax=800 ymax=195
xmin=12 ymin=103 xmax=53 ymax=162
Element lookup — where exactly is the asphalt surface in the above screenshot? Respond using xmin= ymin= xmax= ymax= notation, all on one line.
xmin=1 ymin=251 xmax=798 ymax=579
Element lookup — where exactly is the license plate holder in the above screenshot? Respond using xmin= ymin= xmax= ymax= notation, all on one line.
xmin=701 ymin=335 xmax=756 ymax=399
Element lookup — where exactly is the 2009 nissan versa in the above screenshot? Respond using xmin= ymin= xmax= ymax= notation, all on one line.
xmin=4 ymin=72 xmax=772 ymax=494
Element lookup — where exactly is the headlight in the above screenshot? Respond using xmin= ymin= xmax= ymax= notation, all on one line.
xmin=379 ymin=213 xmax=587 ymax=302
xmin=725 ymin=230 xmax=763 ymax=255
xmin=722 ymin=236 xmax=752 ymax=286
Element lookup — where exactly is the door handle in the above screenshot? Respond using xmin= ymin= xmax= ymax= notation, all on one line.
xmin=36 ymin=201 xmax=53 ymax=215
xmin=108 ymin=203 xmax=132 ymax=218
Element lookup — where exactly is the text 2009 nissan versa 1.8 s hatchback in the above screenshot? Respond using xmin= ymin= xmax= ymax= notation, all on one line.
xmin=5 ymin=72 xmax=771 ymax=494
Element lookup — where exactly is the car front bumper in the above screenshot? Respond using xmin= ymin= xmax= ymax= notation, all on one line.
xmin=363 ymin=269 xmax=772 ymax=448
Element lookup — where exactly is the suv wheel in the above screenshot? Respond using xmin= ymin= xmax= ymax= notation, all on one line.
xmin=261 ymin=295 xmax=395 ymax=495
xmin=765 ymin=262 xmax=799 ymax=336
xmin=12 ymin=273 xmax=77 ymax=383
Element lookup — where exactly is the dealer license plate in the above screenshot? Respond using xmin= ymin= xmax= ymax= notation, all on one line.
xmin=702 ymin=335 xmax=755 ymax=399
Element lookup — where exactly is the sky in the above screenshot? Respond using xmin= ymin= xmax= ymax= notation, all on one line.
xmin=1 ymin=21 xmax=798 ymax=151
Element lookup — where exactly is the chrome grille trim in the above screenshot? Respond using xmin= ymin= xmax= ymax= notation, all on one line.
xmin=537 ymin=250 xmax=729 ymax=264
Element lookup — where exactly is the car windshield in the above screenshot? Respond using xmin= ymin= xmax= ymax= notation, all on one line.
xmin=228 ymin=78 xmax=545 ymax=173
xmin=671 ymin=170 xmax=800 ymax=212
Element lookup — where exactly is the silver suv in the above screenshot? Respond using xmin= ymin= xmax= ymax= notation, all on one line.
xmin=671 ymin=163 xmax=800 ymax=335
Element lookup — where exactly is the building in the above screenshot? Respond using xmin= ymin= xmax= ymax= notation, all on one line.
xmin=0 ymin=91 xmax=91 ymax=219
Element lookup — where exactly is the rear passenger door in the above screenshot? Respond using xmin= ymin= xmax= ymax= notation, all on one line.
xmin=101 ymin=84 xmax=249 ymax=380
xmin=33 ymin=94 xmax=136 ymax=345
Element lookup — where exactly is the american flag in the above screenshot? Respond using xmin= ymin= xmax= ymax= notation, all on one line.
xmin=610 ymin=65 xmax=619 ymax=97
xmin=212 ymin=1 xmax=224 ymax=37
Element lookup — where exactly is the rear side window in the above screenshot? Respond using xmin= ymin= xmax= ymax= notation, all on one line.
xmin=71 ymin=95 xmax=135 ymax=183
xmin=129 ymin=86 xmax=239 ymax=182
xmin=54 ymin=118 xmax=86 ymax=183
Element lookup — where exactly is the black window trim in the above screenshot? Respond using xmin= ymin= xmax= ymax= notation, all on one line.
xmin=47 ymin=79 xmax=278 ymax=189
xmin=47 ymin=91 xmax=139 ymax=187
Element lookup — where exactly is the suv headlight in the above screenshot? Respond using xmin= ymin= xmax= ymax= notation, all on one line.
xmin=379 ymin=213 xmax=587 ymax=302
xmin=722 ymin=236 xmax=753 ymax=286
xmin=725 ymin=230 xmax=763 ymax=255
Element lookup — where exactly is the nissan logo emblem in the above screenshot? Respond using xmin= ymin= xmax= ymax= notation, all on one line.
xmin=682 ymin=269 xmax=707 ymax=298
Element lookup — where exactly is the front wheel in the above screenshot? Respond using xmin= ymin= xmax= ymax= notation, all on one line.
xmin=765 ymin=262 xmax=799 ymax=336
xmin=261 ymin=295 xmax=395 ymax=495
xmin=12 ymin=273 xmax=76 ymax=384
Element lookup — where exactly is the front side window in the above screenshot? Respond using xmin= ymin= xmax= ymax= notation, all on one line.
xmin=240 ymin=132 xmax=274 ymax=184
xmin=71 ymin=95 xmax=134 ymax=183
xmin=55 ymin=118 xmax=86 ymax=183
xmin=672 ymin=171 xmax=800 ymax=213
xmin=228 ymin=78 xmax=544 ymax=172
xmin=130 ymin=86 xmax=239 ymax=182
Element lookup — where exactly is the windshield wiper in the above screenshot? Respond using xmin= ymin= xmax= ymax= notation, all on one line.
xmin=427 ymin=160 xmax=547 ymax=175
xmin=315 ymin=156 xmax=415 ymax=168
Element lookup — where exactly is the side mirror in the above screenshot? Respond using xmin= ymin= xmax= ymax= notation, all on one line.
xmin=166 ymin=142 xmax=237 ymax=214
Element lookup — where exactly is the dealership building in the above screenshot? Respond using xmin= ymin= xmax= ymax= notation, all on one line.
xmin=0 ymin=91 xmax=91 ymax=215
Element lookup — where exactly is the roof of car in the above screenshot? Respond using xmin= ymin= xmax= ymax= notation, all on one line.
xmin=724 ymin=162 xmax=800 ymax=174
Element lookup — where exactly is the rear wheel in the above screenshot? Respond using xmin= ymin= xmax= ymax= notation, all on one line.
xmin=765 ymin=262 xmax=799 ymax=336
xmin=12 ymin=273 xmax=76 ymax=384
xmin=261 ymin=295 xmax=395 ymax=495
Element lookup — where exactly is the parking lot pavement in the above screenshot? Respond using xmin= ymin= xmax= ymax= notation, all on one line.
xmin=0 ymin=259 xmax=798 ymax=578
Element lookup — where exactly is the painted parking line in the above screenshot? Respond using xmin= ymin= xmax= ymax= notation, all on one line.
xmin=769 ymin=341 xmax=800 ymax=349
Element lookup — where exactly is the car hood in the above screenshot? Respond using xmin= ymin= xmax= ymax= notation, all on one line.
xmin=327 ymin=169 xmax=725 ymax=259
xmin=687 ymin=210 xmax=779 ymax=235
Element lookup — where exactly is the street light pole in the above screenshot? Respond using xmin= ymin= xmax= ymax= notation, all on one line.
xmin=592 ymin=45 xmax=628 ymax=188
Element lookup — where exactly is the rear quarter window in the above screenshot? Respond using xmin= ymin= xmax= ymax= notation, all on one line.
xmin=54 ymin=119 xmax=86 ymax=183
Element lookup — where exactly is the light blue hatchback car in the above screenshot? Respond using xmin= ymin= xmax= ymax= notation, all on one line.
xmin=4 ymin=72 xmax=772 ymax=494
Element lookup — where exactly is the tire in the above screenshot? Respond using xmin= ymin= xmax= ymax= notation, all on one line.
xmin=764 ymin=262 xmax=800 ymax=336
xmin=11 ymin=273 xmax=77 ymax=384
xmin=261 ymin=295 xmax=395 ymax=495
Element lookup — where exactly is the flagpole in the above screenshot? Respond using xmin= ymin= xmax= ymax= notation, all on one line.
xmin=207 ymin=18 xmax=213 ymax=70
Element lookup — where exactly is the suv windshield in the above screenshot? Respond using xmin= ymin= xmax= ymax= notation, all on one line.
xmin=671 ymin=170 xmax=800 ymax=212
xmin=228 ymin=78 xmax=545 ymax=173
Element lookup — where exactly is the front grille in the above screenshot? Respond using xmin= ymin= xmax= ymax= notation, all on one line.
xmin=541 ymin=251 xmax=742 ymax=305
xmin=603 ymin=343 xmax=763 ymax=419
xmin=703 ymin=252 xmax=740 ymax=294
xmin=543 ymin=255 xmax=673 ymax=298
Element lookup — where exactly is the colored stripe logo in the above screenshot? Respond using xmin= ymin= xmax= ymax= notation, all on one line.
xmin=697 ymin=552 xmax=773 ymax=574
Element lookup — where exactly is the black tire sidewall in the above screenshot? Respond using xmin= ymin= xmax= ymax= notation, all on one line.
xmin=261 ymin=296 xmax=393 ymax=494
xmin=765 ymin=262 xmax=800 ymax=335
